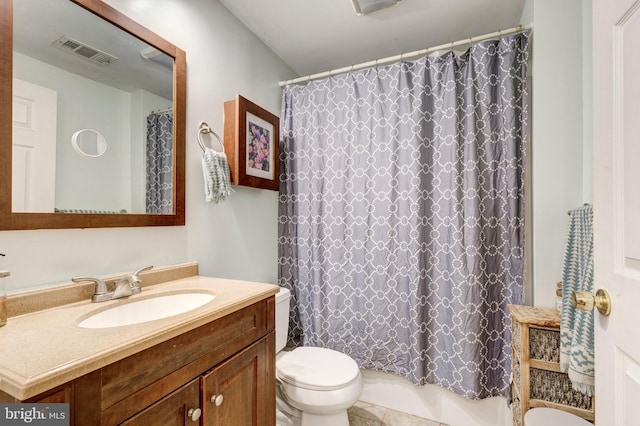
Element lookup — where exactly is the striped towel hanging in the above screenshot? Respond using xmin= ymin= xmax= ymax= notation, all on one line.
xmin=202 ymin=147 xmax=233 ymax=203
xmin=559 ymin=204 xmax=594 ymax=395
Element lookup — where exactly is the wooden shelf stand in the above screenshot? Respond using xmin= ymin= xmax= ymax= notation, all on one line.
xmin=508 ymin=304 xmax=595 ymax=425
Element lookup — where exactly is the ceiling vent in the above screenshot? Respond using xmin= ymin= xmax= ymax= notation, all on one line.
xmin=51 ymin=36 xmax=118 ymax=66
xmin=350 ymin=0 xmax=402 ymax=15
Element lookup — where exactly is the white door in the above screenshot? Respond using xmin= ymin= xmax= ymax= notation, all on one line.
xmin=593 ymin=0 xmax=640 ymax=424
xmin=12 ymin=78 xmax=57 ymax=212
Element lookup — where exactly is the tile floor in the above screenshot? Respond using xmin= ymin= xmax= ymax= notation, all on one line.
xmin=347 ymin=401 xmax=449 ymax=426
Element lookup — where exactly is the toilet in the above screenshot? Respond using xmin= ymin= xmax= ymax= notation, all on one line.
xmin=275 ymin=287 xmax=363 ymax=426
xmin=524 ymin=408 xmax=592 ymax=426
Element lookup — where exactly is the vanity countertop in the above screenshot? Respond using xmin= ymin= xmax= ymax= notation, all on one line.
xmin=0 ymin=276 xmax=279 ymax=400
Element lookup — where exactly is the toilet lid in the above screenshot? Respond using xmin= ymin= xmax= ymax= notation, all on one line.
xmin=276 ymin=347 xmax=360 ymax=391
xmin=524 ymin=408 xmax=592 ymax=426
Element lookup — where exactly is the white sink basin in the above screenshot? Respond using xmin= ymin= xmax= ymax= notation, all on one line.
xmin=78 ymin=292 xmax=215 ymax=329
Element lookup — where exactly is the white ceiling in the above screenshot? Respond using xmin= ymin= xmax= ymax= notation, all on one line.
xmin=218 ymin=0 xmax=527 ymax=77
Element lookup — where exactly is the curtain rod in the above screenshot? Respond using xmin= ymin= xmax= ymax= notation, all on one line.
xmin=279 ymin=23 xmax=533 ymax=87
xmin=148 ymin=106 xmax=173 ymax=115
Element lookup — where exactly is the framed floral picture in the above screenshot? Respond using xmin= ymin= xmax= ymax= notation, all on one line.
xmin=223 ymin=95 xmax=280 ymax=191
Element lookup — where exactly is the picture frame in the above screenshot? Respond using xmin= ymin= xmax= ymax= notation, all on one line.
xmin=223 ymin=94 xmax=280 ymax=191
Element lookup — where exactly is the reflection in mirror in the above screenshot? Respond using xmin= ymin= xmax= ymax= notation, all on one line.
xmin=0 ymin=0 xmax=186 ymax=229
xmin=14 ymin=0 xmax=172 ymax=214
xmin=72 ymin=129 xmax=107 ymax=158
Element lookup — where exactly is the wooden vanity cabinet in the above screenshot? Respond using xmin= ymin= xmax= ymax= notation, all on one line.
xmin=120 ymin=379 xmax=200 ymax=426
xmin=4 ymin=297 xmax=276 ymax=426
xmin=123 ymin=334 xmax=274 ymax=426
xmin=22 ymin=383 xmax=73 ymax=405
xmin=201 ymin=335 xmax=274 ymax=425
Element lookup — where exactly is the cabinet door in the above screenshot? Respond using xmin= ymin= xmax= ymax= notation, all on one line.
xmin=120 ymin=379 xmax=201 ymax=426
xmin=201 ymin=334 xmax=275 ymax=426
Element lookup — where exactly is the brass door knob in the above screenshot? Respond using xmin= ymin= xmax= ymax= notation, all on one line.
xmin=572 ymin=289 xmax=611 ymax=316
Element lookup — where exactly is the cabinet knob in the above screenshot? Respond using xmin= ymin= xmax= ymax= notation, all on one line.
xmin=211 ymin=394 xmax=224 ymax=406
xmin=187 ymin=408 xmax=201 ymax=422
xmin=572 ymin=289 xmax=611 ymax=316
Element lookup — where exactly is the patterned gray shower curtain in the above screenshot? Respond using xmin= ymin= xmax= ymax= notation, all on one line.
xmin=146 ymin=111 xmax=173 ymax=214
xmin=278 ymin=33 xmax=528 ymax=400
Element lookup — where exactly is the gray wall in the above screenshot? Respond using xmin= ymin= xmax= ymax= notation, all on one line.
xmin=525 ymin=0 xmax=592 ymax=308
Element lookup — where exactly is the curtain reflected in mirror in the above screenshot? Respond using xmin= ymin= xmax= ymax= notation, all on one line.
xmin=146 ymin=109 xmax=173 ymax=214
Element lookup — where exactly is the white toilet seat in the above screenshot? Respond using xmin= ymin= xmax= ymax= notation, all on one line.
xmin=277 ymin=346 xmax=360 ymax=391
xmin=276 ymin=346 xmax=363 ymax=418
xmin=524 ymin=408 xmax=592 ymax=426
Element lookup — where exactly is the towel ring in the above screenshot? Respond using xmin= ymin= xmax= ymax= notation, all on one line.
xmin=198 ymin=121 xmax=224 ymax=153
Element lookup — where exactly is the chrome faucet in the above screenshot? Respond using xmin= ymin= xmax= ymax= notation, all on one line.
xmin=115 ymin=265 xmax=153 ymax=295
xmin=72 ymin=265 xmax=153 ymax=303
xmin=71 ymin=276 xmax=114 ymax=302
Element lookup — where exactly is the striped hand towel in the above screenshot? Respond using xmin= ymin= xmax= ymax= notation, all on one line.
xmin=559 ymin=204 xmax=594 ymax=395
xmin=202 ymin=147 xmax=233 ymax=203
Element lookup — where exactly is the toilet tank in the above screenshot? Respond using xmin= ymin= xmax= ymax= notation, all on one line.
xmin=275 ymin=287 xmax=291 ymax=352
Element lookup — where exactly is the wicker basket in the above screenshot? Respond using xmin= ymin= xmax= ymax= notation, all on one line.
xmin=512 ymin=385 xmax=522 ymax=426
xmin=529 ymin=328 xmax=560 ymax=362
xmin=512 ymin=320 xmax=521 ymax=353
xmin=530 ymin=368 xmax=594 ymax=410
xmin=513 ymin=357 xmax=521 ymax=391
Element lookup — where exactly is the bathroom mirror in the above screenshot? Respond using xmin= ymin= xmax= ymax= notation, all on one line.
xmin=0 ymin=0 xmax=186 ymax=229
xmin=72 ymin=129 xmax=107 ymax=157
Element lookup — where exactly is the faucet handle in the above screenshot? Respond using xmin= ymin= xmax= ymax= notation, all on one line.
xmin=72 ymin=276 xmax=109 ymax=295
xmin=132 ymin=265 xmax=153 ymax=277
xmin=125 ymin=266 xmax=152 ymax=295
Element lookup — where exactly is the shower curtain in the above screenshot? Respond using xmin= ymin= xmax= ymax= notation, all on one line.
xmin=278 ymin=33 xmax=529 ymax=400
xmin=146 ymin=111 xmax=173 ymax=214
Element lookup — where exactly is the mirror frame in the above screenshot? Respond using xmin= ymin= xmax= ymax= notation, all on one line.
xmin=0 ymin=0 xmax=186 ymax=230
